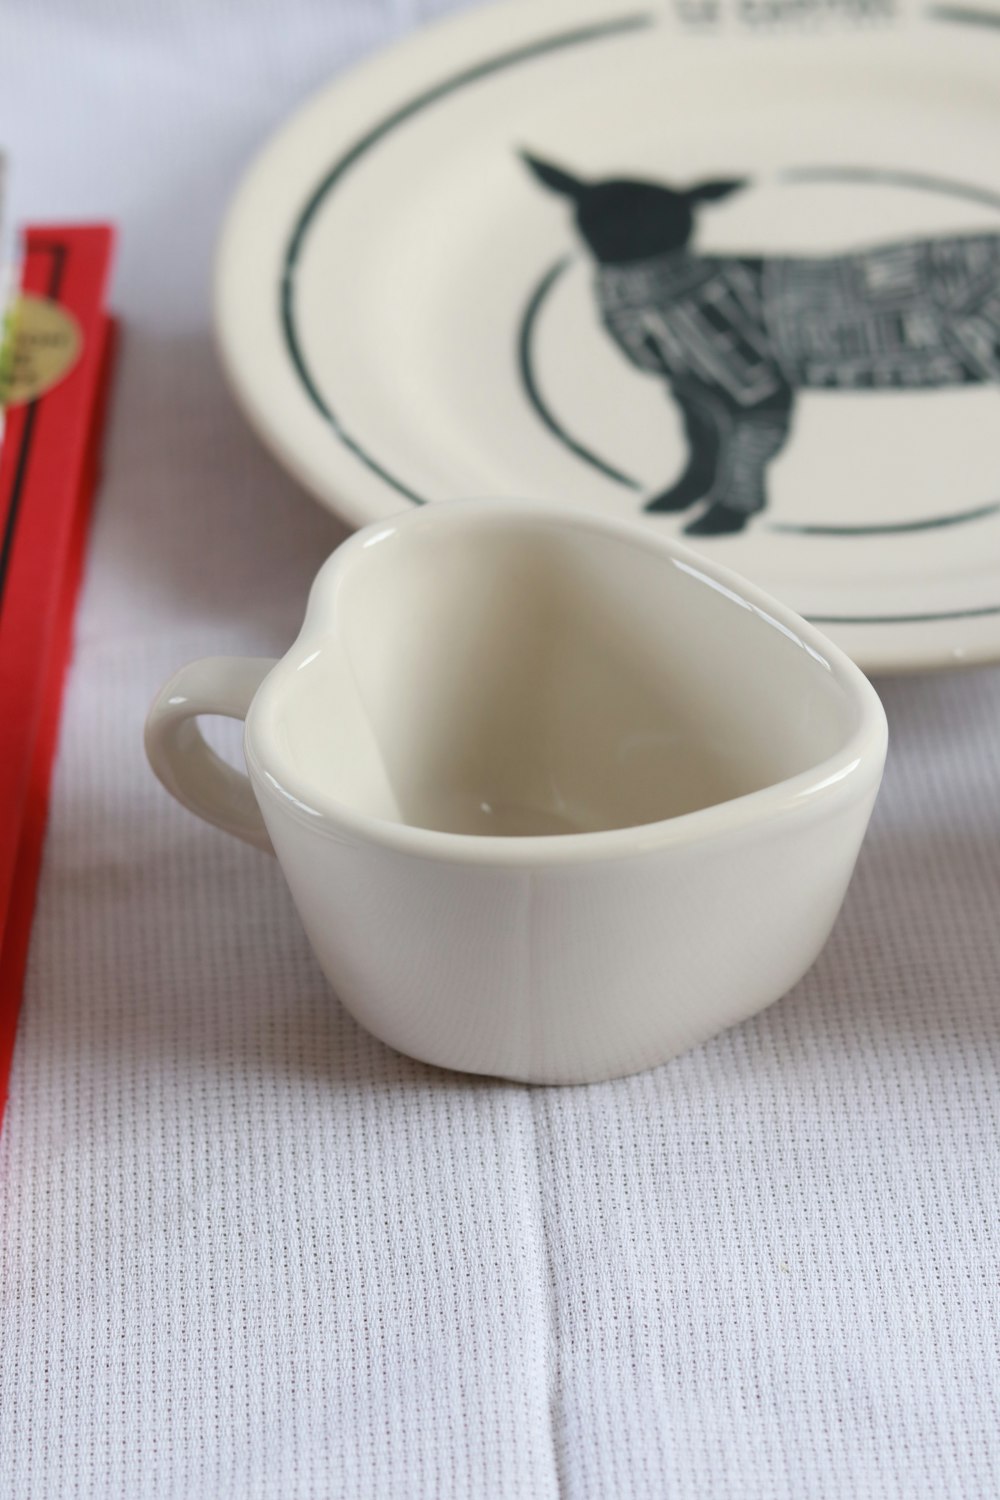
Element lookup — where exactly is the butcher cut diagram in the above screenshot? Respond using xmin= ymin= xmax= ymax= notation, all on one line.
xmin=523 ymin=154 xmax=1000 ymax=535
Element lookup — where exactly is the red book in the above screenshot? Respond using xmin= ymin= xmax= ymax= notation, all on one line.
xmin=0 ymin=225 xmax=116 ymax=1123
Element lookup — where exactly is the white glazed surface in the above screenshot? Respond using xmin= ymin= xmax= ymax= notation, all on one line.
xmin=148 ymin=502 xmax=886 ymax=1083
xmin=259 ymin=789 xmax=879 ymax=1083
xmin=216 ymin=0 xmax=1000 ymax=671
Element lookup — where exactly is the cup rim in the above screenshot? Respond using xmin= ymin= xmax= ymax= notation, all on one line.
xmin=245 ymin=500 xmax=888 ymax=866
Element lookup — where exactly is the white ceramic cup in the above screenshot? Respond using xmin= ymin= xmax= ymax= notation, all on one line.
xmin=145 ymin=501 xmax=887 ymax=1084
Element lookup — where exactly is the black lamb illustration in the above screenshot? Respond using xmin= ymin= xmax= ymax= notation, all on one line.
xmin=523 ymin=153 xmax=1000 ymax=535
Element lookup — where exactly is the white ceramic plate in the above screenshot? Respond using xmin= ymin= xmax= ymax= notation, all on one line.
xmin=216 ymin=0 xmax=1000 ymax=671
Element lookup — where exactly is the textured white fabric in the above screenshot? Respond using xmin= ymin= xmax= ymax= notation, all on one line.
xmin=2 ymin=3 xmax=1000 ymax=1496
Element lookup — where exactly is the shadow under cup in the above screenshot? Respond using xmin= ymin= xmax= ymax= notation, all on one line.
xmin=280 ymin=514 xmax=857 ymax=839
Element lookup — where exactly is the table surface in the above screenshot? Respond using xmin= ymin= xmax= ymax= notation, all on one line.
xmin=3 ymin=3 xmax=1000 ymax=1496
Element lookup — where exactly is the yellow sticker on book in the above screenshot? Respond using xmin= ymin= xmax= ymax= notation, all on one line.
xmin=0 ymin=294 xmax=83 ymax=408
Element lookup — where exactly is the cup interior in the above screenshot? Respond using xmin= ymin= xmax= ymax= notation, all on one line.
xmin=273 ymin=513 xmax=863 ymax=838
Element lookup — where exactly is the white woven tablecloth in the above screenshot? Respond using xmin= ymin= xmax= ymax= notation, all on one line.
xmin=2 ymin=3 xmax=1000 ymax=1495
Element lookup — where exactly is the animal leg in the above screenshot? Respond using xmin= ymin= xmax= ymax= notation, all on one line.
xmin=685 ymin=404 xmax=792 ymax=538
xmin=686 ymin=500 xmax=751 ymax=536
xmin=645 ymin=396 xmax=719 ymax=513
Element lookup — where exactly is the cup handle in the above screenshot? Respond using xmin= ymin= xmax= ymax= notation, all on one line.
xmin=144 ymin=657 xmax=278 ymax=851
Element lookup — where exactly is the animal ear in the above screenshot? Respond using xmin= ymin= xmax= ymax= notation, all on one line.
xmin=520 ymin=152 xmax=586 ymax=199
xmin=688 ymin=178 xmax=746 ymax=203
